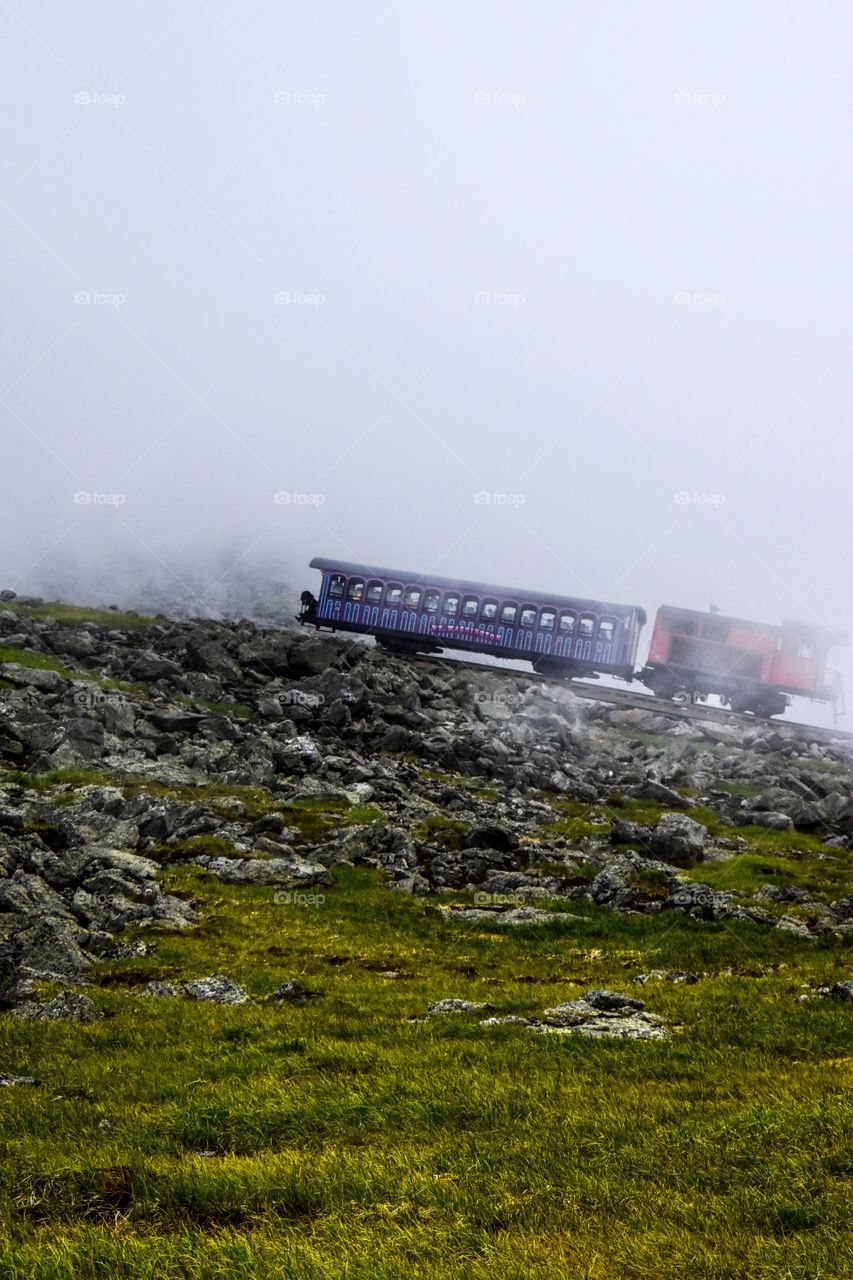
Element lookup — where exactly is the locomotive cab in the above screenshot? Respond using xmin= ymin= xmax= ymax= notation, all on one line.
xmin=639 ymin=606 xmax=846 ymax=719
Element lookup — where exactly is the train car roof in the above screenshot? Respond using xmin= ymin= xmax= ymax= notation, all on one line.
xmin=655 ymin=604 xmax=776 ymax=634
xmin=656 ymin=604 xmax=841 ymax=640
xmin=309 ymin=557 xmax=647 ymax=622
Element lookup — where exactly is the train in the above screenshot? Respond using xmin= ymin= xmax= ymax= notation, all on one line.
xmin=298 ymin=556 xmax=846 ymax=721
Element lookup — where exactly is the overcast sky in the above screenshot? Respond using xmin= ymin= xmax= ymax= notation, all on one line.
xmin=2 ymin=2 xmax=851 ymax=712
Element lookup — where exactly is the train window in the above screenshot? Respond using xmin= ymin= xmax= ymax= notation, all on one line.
xmin=500 ymin=602 xmax=518 ymax=625
xmin=480 ymin=599 xmax=498 ymax=621
xmin=701 ymin=623 xmax=729 ymax=641
xmin=365 ymin=580 xmax=383 ymax=605
xmin=558 ymin=611 xmax=576 ymax=635
xmin=539 ymin=608 xmax=556 ymax=630
xmin=442 ymin=592 xmax=460 ymax=616
xmin=384 ymin=583 xmax=403 ymax=606
xmin=403 ymin=586 xmax=422 ymax=609
xmin=461 ymin=596 xmax=479 ymax=620
xmin=422 ymin=589 xmax=440 ymax=613
xmin=519 ymin=605 xmax=537 ymax=628
xmin=578 ymin=614 xmax=595 ymax=639
xmin=346 ymin=578 xmax=365 ymax=602
xmin=328 ymin=574 xmax=345 ymax=598
xmin=796 ymin=642 xmax=814 ymax=659
xmin=671 ymin=618 xmax=698 ymax=636
xmin=598 ymin=619 xmax=615 ymax=644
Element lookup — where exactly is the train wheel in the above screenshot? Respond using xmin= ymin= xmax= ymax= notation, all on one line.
xmin=671 ymin=687 xmax=693 ymax=706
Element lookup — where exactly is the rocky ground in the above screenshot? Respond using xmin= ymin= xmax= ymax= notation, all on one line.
xmin=1 ymin=590 xmax=852 ymax=1018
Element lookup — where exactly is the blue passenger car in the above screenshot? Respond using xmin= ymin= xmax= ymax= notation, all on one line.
xmin=302 ymin=557 xmax=646 ymax=681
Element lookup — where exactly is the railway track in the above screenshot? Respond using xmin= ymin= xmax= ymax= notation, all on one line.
xmin=397 ymin=652 xmax=853 ymax=747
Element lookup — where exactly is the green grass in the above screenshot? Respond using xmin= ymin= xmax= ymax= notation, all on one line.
xmin=2 ymin=601 xmax=155 ymax=628
xmin=413 ymin=815 xmax=471 ymax=850
xmin=684 ymin=849 xmax=852 ymax=904
xmin=1 ymin=864 xmax=851 ymax=1278
xmin=0 ymin=648 xmax=75 ymax=678
xmin=711 ymin=780 xmax=764 ymax=799
xmin=173 ymin=694 xmax=255 ymax=720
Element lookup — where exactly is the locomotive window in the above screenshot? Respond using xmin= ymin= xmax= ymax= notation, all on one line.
xmin=539 ymin=608 xmax=556 ymax=630
xmin=480 ymin=599 xmax=498 ymax=621
xmin=500 ymin=603 xmax=518 ymax=625
xmin=384 ymin=583 xmax=402 ymax=606
xmin=796 ymin=642 xmax=814 ymax=659
xmin=346 ymin=578 xmax=364 ymax=602
xmin=578 ymin=614 xmax=595 ymax=639
xmin=403 ymin=586 xmax=422 ymax=609
xmin=598 ymin=619 xmax=615 ymax=643
xmin=671 ymin=619 xmax=698 ymax=636
xmin=461 ymin=596 xmax=479 ymax=620
xmin=328 ymin=574 xmax=345 ymax=598
xmin=422 ymin=589 xmax=440 ymax=613
xmin=700 ymin=623 xmax=729 ymax=641
xmin=365 ymin=580 xmax=383 ymax=605
xmin=519 ymin=606 xmax=537 ymax=628
xmin=558 ymin=611 xmax=576 ymax=635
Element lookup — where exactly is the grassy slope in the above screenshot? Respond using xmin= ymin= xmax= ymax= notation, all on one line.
xmin=1 ymin=602 xmax=155 ymax=629
xmin=0 ymin=616 xmax=851 ymax=1277
xmin=0 ymin=857 xmax=851 ymax=1280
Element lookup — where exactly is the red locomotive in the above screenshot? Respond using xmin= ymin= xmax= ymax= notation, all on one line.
xmin=637 ymin=606 xmax=845 ymax=719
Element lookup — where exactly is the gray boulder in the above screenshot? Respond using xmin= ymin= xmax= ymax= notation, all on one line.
xmin=13 ymin=991 xmax=98 ymax=1022
xmin=650 ymin=813 xmax=708 ymax=865
xmin=183 ymin=973 xmax=251 ymax=1005
xmin=744 ymin=810 xmax=795 ymax=831
xmin=186 ymin=855 xmax=330 ymax=888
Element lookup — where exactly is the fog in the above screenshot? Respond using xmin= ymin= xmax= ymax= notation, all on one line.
xmin=2 ymin=2 xmax=851 ymax=721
